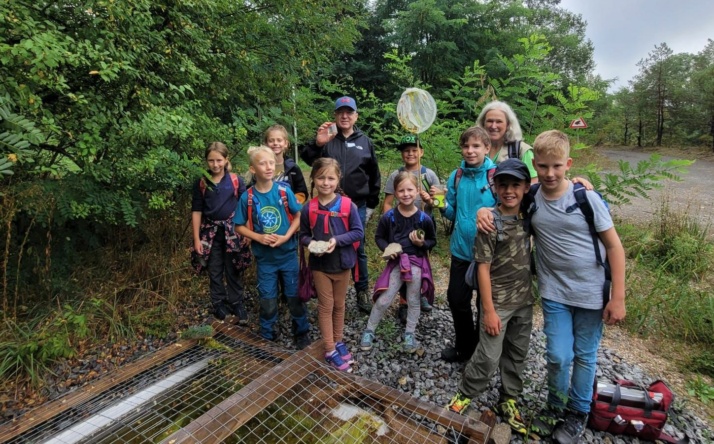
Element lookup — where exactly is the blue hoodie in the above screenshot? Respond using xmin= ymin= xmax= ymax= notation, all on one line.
xmin=443 ymin=158 xmax=497 ymax=261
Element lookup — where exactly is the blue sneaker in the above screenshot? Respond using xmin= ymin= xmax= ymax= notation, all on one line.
xmin=335 ymin=341 xmax=354 ymax=364
xmin=360 ymin=330 xmax=375 ymax=351
xmin=325 ymin=350 xmax=352 ymax=372
xmin=404 ymin=332 xmax=417 ymax=353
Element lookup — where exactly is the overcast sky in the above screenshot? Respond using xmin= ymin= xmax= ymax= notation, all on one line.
xmin=558 ymin=0 xmax=714 ymax=91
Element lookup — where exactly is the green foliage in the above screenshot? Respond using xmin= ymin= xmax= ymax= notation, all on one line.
xmin=617 ymin=202 xmax=714 ymax=345
xmin=181 ymin=325 xmax=214 ymax=340
xmin=688 ymin=351 xmax=714 ymax=378
xmin=686 ymin=376 xmax=714 ymax=405
xmin=0 ymin=305 xmax=89 ymax=386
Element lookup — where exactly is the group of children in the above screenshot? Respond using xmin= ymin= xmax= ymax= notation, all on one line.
xmin=191 ymin=116 xmax=625 ymax=443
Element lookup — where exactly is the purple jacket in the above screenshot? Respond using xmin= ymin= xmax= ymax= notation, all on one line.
xmin=373 ymin=253 xmax=435 ymax=304
xmin=299 ymin=196 xmax=364 ymax=273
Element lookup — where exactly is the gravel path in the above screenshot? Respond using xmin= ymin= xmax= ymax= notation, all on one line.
xmin=600 ymin=147 xmax=714 ymax=229
xmin=293 ymin=291 xmax=711 ymax=443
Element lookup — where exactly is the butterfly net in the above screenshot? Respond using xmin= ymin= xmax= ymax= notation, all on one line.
xmin=397 ymin=88 xmax=436 ymax=134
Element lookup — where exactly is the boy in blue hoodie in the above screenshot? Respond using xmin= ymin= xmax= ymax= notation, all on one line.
xmin=441 ymin=126 xmax=497 ymax=363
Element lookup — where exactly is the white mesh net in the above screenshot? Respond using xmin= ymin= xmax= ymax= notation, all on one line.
xmin=397 ymin=88 xmax=437 ymax=134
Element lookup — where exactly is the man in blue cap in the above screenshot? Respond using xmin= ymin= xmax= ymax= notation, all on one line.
xmin=300 ymin=96 xmax=381 ymax=313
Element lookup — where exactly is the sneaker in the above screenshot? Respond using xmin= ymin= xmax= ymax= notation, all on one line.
xmin=420 ymin=296 xmax=433 ymax=312
xmin=493 ymin=399 xmax=527 ymax=435
xmin=403 ymin=333 xmax=417 ymax=353
xmin=446 ymin=392 xmax=471 ymax=414
xmin=397 ymin=304 xmax=408 ymax=325
xmin=335 ymin=341 xmax=354 ymax=364
xmin=295 ymin=332 xmax=311 ymax=350
xmin=356 ymin=290 xmax=372 ymax=314
xmin=325 ymin=350 xmax=352 ymax=372
xmin=360 ymin=330 xmax=375 ymax=351
xmin=530 ymin=405 xmax=564 ymax=438
xmin=552 ymin=410 xmax=587 ymax=444
xmin=440 ymin=347 xmax=468 ymax=363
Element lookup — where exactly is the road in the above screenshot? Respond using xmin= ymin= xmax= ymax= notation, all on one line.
xmin=600 ymin=148 xmax=713 ymax=229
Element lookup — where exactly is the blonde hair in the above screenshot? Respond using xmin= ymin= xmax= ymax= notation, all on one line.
xmin=393 ymin=170 xmax=419 ymax=193
xmin=533 ymin=130 xmax=570 ymax=158
xmin=247 ymin=145 xmax=276 ymax=165
xmin=263 ymin=124 xmax=290 ymax=152
xmin=205 ymin=141 xmax=232 ymax=172
xmin=309 ymin=158 xmax=343 ymax=197
xmin=459 ymin=126 xmax=491 ymax=148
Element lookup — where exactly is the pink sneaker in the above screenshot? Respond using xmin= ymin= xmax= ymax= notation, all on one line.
xmin=335 ymin=342 xmax=354 ymax=364
xmin=325 ymin=350 xmax=352 ymax=372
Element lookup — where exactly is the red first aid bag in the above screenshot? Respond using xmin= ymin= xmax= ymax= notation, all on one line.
xmin=588 ymin=379 xmax=685 ymax=443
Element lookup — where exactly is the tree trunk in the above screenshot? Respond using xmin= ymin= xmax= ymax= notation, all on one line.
xmin=623 ymin=118 xmax=629 ymax=145
xmin=637 ymin=118 xmax=643 ymax=147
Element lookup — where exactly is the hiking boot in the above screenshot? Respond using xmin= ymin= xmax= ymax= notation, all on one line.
xmin=446 ymin=392 xmax=471 ymax=414
xmin=493 ymin=399 xmax=527 ymax=435
xmin=440 ymin=347 xmax=468 ymax=363
xmin=360 ymin=330 xmax=375 ymax=351
xmin=397 ymin=304 xmax=408 ymax=325
xmin=403 ymin=333 xmax=418 ymax=353
xmin=420 ymin=296 xmax=433 ymax=312
xmin=530 ymin=405 xmax=564 ymax=438
xmin=228 ymin=302 xmax=248 ymax=325
xmin=325 ymin=350 xmax=352 ymax=372
xmin=295 ymin=332 xmax=311 ymax=350
xmin=213 ymin=302 xmax=230 ymax=321
xmin=552 ymin=410 xmax=587 ymax=444
xmin=335 ymin=341 xmax=354 ymax=364
xmin=356 ymin=290 xmax=372 ymax=313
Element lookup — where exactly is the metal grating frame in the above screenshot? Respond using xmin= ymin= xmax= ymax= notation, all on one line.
xmin=1 ymin=323 xmax=493 ymax=444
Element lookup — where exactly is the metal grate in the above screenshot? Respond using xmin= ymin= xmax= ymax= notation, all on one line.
xmin=0 ymin=323 xmax=493 ymax=444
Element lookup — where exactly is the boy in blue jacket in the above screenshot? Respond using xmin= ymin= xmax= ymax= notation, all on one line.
xmin=440 ymin=126 xmax=497 ymax=363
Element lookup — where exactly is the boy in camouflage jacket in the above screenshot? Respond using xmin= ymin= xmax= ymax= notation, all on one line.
xmin=447 ymin=159 xmax=533 ymax=435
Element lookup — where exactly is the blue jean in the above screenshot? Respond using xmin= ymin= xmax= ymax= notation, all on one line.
xmin=255 ymin=258 xmax=309 ymax=340
xmin=542 ymin=298 xmax=603 ymax=414
xmin=352 ymin=202 xmax=369 ymax=292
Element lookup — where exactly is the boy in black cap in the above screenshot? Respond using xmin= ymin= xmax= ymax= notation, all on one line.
xmin=447 ymin=158 xmax=533 ymax=436
xmin=383 ymin=135 xmax=441 ymax=318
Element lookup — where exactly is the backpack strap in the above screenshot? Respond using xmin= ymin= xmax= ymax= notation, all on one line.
xmin=570 ymin=183 xmax=612 ymax=306
xmin=492 ymin=210 xmax=505 ymax=242
xmin=278 ymin=185 xmax=294 ymax=224
xmin=507 ymin=140 xmax=521 ymax=159
xmin=453 ymin=167 xmax=463 ymax=192
xmin=200 ymin=173 xmax=240 ymax=198
xmin=247 ymin=187 xmax=255 ymax=232
xmin=308 ymin=196 xmax=359 ymax=251
xmin=230 ymin=173 xmax=240 ymax=198
xmin=486 ymin=166 xmax=497 ymax=199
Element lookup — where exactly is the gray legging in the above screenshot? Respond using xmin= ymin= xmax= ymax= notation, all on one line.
xmin=366 ymin=265 xmax=422 ymax=334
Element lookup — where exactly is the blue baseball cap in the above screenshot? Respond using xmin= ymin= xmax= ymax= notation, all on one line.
xmin=335 ymin=96 xmax=357 ymax=111
xmin=494 ymin=158 xmax=530 ymax=181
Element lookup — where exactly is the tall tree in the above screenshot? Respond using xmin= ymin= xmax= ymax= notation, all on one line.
xmin=633 ymin=43 xmax=675 ymax=146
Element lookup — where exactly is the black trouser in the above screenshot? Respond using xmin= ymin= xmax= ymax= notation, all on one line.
xmin=446 ymin=257 xmax=480 ymax=358
xmin=208 ymin=227 xmax=245 ymax=309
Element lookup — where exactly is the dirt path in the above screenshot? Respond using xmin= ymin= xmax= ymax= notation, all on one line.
xmin=600 ymin=147 xmax=714 ymax=228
